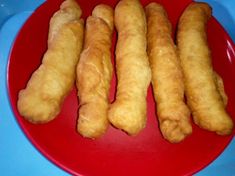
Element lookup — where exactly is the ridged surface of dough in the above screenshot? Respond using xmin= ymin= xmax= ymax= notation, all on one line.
xmin=177 ymin=2 xmax=233 ymax=135
xmin=76 ymin=4 xmax=114 ymax=138
xmin=108 ymin=0 xmax=151 ymax=135
xmin=146 ymin=3 xmax=192 ymax=143
xmin=17 ymin=0 xmax=84 ymax=123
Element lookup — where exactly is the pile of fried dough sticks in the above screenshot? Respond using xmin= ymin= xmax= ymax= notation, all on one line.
xmin=17 ymin=0 xmax=233 ymax=143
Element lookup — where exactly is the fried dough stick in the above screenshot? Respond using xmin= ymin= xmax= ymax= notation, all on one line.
xmin=108 ymin=0 xmax=151 ymax=135
xmin=177 ymin=2 xmax=233 ymax=135
xmin=17 ymin=0 xmax=84 ymax=123
xmin=76 ymin=5 xmax=114 ymax=138
xmin=145 ymin=3 xmax=192 ymax=143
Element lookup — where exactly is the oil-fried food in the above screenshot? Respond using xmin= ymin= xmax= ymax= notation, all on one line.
xmin=177 ymin=2 xmax=233 ymax=135
xmin=17 ymin=0 xmax=84 ymax=123
xmin=108 ymin=0 xmax=151 ymax=135
xmin=76 ymin=4 xmax=114 ymax=138
xmin=145 ymin=2 xmax=192 ymax=143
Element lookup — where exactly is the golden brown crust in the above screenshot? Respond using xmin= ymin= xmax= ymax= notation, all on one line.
xmin=108 ymin=0 xmax=151 ymax=135
xmin=48 ymin=0 xmax=82 ymax=46
xmin=145 ymin=3 xmax=192 ymax=143
xmin=177 ymin=2 xmax=233 ymax=135
xmin=76 ymin=4 xmax=114 ymax=138
xmin=92 ymin=4 xmax=114 ymax=31
xmin=214 ymin=72 xmax=228 ymax=106
xmin=17 ymin=0 xmax=84 ymax=123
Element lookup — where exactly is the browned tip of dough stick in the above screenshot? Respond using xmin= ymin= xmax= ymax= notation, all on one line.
xmin=48 ymin=0 xmax=83 ymax=46
xmin=76 ymin=4 xmax=114 ymax=139
xmin=92 ymin=4 xmax=114 ymax=31
xmin=145 ymin=3 xmax=192 ymax=143
xmin=108 ymin=0 xmax=151 ymax=136
xmin=17 ymin=0 xmax=84 ymax=123
xmin=177 ymin=2 xmax=233 ymax=135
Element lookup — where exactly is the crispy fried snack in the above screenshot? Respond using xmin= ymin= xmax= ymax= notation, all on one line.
xmin=177 ymin=2 xmax=233 ymax=135
xmin=145 ymin=3 xmax=192 ymax=143
xmin=76 ymin=4 xmax=114 ymax=138
xmin=17 ymin=0 xmax=84 ymax=123
xmin=108 ymin=0 xmax=151 ymax=135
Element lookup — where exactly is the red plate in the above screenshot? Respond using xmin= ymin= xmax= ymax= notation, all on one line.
xmin=7 ymin=0 xmax=235 ymax=175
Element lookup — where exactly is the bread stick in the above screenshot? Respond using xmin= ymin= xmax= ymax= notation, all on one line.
xmin=17 ymin=0 xmax=84 ymax=123
xmin=145 ymin=3 xmax=192 ymax=143
xmin=76 ymin=4 xmax=114 ymax=138
xmin=108 ymin=0 xmax=151 ymax=135
xmin=177 ymin=2 xmax=233 ymax=135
